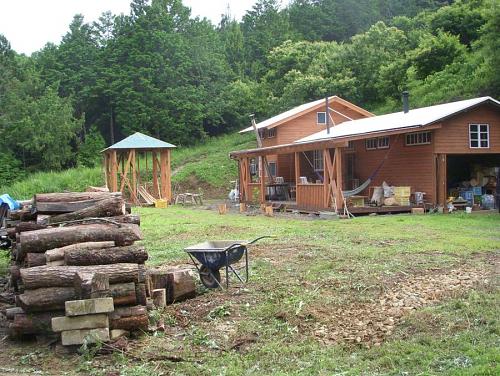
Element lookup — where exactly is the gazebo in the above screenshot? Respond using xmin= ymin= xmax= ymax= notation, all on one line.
xmin=102 ymin=132 xmax=176 ymax=205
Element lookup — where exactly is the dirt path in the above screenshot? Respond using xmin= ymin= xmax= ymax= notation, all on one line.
xmin=308 ymin=261 xmax=497 ymax=347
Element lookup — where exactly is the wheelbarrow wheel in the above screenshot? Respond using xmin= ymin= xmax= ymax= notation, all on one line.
xmin=199 ymin=266 xmax=221 ymax=289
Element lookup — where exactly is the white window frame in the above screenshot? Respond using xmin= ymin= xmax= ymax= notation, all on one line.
xmin=406 ymin=131 xmax=432 ymax=146
xmin=469 ymin=123 xmax=489 ymax=149
xmin=313 ymin=150 xmax=324 ymax=171
xmin=317 ymin=112 xmax=327 ymax=125
xmin=377 ymin=136 xmax=389 ymax=149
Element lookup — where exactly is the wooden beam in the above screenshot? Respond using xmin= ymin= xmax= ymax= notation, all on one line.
xmin=152 ymin=151 xmax=159 ymax=199
xmin=131 ymin=149 xmax=137 ymax=202
xmin=160 ymin=149 xmax=168 ymax=200
xmin=166 ymin=150 xmax=172 ymax=201
xmin=335 ymin=147 xmax=344 ymax=210
xmin=111 ymin=150 xmax=118 ymax=192
xmin=260 ymin=156 xmax=266 ymax=204
xmin=436 ymin=154 xmax=447 ymax=207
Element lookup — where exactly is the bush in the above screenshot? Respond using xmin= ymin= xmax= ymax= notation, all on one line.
xmin=77 ymin=126 xmax=106 ymax=168
xmin=0 ymin=150 xmax=22 ymax=186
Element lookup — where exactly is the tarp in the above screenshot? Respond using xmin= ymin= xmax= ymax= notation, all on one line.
xmin=0 ymin=194 xmax=20 ymax=210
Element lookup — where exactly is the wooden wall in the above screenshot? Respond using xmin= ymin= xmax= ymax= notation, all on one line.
xmin=434 ymin=104 xmax=500 ymax=154
xmin=351 ymin=135 xmax=436 ymax=202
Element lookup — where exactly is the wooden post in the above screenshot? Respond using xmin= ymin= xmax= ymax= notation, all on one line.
xmin=160 ymin=150 xmax=169 ymax=201
xmin=294 ymin=152 xmax=300 ymax=204
xmin=152 ymin=151 xmax=159 ymax=199
xmin=436 ymin=154 xmax=447 ymax=207
xmin=166 ymin=149 xmax=172 ymax=201
xmin=111 ymin=150 xmax=118 ymax=193
xmin=335 ymin=147 xmax=343 ymax=210
xmin=131 ymin=149 xmax=137 ymax=203
xmin=323 ymin=148 xmax=328 ymax=207
xmin=260 ymin=156 xmax=266 ymax=204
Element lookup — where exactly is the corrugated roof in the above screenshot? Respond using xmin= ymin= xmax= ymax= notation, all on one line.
xmin=104 ymin=132 xmax=176 ymax=151
xmin=239 ymin=96 xmax=373 ymax=133
xmin=296 ymin=96 xmax=500 ymax=143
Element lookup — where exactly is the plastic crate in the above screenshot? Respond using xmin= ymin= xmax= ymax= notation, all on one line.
xmin=393 ymin=186 xmax=411 ymax=197
xmin=154 ymin=199 xmax=168 ymax=208
xmin=472 ymin=186 xmax=482 ymax=195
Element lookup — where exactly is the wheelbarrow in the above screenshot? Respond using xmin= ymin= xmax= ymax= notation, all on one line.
xmin=184 ymin=236 xmax=271 ymax=289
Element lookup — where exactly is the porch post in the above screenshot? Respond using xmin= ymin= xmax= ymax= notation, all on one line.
xmin=294 ymin=152 xmax=300 ymax=205
xmin=323 ymin=148 xmax=328 ymax=208
xmin=335 ymin=147 xmax=344 ymax=209
xmin=260 ymin=156 xmax=266 ymax=204
xmin=436 ymin=154 xmax=447 ymax=207
xmin=110 ymin=150 xmax=118 ymax=193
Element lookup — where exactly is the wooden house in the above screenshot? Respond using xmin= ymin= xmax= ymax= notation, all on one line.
xmin=230 ymin=96 xmax=500 ymax=213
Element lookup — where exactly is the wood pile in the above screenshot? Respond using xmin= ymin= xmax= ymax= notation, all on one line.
xmin=0 ymin=191 xmax=151 ymax=345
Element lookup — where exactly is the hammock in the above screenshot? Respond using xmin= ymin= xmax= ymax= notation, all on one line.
xmin=342 ymin=133 xmax=401 ymax=198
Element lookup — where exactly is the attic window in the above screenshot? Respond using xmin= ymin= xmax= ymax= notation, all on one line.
xmin=469 ymin=124 xmax=489 ymax=148
xmin=267 ymin=128 xmax=276 ymax=138
xmin=317 ymin=112 xmax=327 ymax=125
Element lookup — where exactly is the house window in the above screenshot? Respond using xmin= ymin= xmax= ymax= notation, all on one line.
xmin=366 ymin=137 xmax=389 ymax=150
xmin=268 ymin=162 xmax=276 ymax=177
xmin=250 ymin=158 xmax=259 ymax=175
xmin=378 ymin=136 xmax=389 ymax=149
xmin=469 ymin=124 xmax=489 ymax=148
xmin=317 ymin=112 xmax=326 ymax=125
xmin=406 ymin=131 xmax=432 ymax=146
xmin=313 ymin=150 xmax=324 ymax=171
xmin=267 ymin=128 xmax=276 ymax=138
xmin=347 ymin=140 xmax=355 ymax=150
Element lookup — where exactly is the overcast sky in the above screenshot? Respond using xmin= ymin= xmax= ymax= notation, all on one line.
xmin=0 ymin=0 xmax=260 ymax=55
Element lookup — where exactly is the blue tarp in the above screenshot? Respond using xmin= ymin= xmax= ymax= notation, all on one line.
xmin=0 ymin=194 xmax=20 ymax=210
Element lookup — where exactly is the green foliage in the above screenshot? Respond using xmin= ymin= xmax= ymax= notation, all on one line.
xmin=77 ymin=125 xmax=106 ymax=168
xmin=0 ymin=150 xmax=22 ymax=185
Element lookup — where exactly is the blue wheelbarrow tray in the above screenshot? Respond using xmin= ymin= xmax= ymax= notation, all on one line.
xmin=184 ymin=240 xmax=248 ymax=271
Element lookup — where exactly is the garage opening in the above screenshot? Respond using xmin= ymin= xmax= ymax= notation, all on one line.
xmin=447 ymin=154 xmax=500 ymax=210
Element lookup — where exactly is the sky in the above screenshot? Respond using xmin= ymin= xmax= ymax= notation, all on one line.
xmin=0 ymin=0 xmax=259 ymax=55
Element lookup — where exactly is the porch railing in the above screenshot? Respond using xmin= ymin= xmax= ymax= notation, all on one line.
xmin=296 ymin=184 xmax=325 ymax=210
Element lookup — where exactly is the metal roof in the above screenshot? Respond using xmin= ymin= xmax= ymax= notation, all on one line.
xmin=104 ymin=132 xmax=176 ymax=151
xmin=239 ymin=96 xmax=373 ymax=133
xmin=296 ymin=96 xmax=500 ymax=143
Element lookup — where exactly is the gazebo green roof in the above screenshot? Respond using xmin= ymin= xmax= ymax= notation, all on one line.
xmin=103 ymin=132 xmax=176 ymax=151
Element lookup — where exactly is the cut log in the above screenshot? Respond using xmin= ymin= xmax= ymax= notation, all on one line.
xmin=65 ymin=245 xmax=147 ymax=266
xmin=25 ymin=253 xmax=46 ymax=267
xmin=135 ymin=283 xmax=147 ymax=306
xmin=9 ymin=311 xmax=64 ymax=338
xmin=17 ymin=287 xmax=76 ymax=312
xmin=5 ymin=306 xmax=24 ymax=320
xmin=46 ymin=241 xmax=115 ymax=262
xmin=34 ymin=192 xmax=121 ymax=203
xmin=86 ymin=186 xmax=109 ymax=193
xmin=109 ymin=314 xmax=148 ymax=331
xmin=35 ymin=199 xmax=105 ymax=214
xmin=20 ymin=263 xmax=140 ymax=289
xmin=146 ymin=269 xmax=169 ymax=292
xmin=52 ymin=313 xmax=109 ymax=332
xmin=15 ymin=222 xmax=47 ymax=234
xmin=65 ymin=297 xmax=114 ymax=316
xmin=152 ymin=289 xmax=166 ymax=309
xmin=18 ymin=224 xmax=142 ymax=257
xmin=110 ymin=282 xmax=137 ymax=306
xmin=167 ymin=269 xmax=196 ymax=303
xmin=45 ymin=197 xmax=126 ymax=224
xmin=74 ymin=272 xmax=110 ymax=299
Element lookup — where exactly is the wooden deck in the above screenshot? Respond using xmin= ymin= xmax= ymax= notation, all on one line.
xmin=348 ymin=205 xmax=412 ymax=215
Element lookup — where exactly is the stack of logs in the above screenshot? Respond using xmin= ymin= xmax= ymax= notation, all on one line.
xmin=3 ymin=191 xmax=150 ymax=344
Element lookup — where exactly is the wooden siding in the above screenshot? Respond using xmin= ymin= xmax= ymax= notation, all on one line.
xmin=433 ymin=104 xmax=500 ymax=154
xmin=352 ymin=134 xmax=436 ymax=203
xmin=296 ymin=184 xmax=324 ymax=210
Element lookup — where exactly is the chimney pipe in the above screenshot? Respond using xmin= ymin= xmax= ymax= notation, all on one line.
xmin=402 ymin=91 xmax=409 ymax=114
xmin=325 ymin=96 xmax=330 ymax=134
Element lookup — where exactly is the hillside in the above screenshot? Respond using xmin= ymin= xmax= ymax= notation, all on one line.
xmin=0 ymin=133 xmax=255 ymax=200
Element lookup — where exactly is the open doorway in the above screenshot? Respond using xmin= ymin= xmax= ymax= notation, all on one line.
xmin=447 ymin=154 xmax=499 ymax=209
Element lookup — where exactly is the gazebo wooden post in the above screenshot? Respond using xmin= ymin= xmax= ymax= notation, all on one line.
xmin=259 ymin=156 xmax=266 ymax=204
xmin=152 ymin=150 xmax=159 ymax=199
xmin=110 ymin=150 xmax=118 ymax=192
xmin=132 ymin=149 xmax=137 ymax=200
xmin=160 ymin=149 xmax=169 ymax=201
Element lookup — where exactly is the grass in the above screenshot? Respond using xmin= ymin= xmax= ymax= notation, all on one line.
xmin=0 ymin=133 xmax=255 ymax=199
xmin=1 ymin=207 xmax=498 ymax=375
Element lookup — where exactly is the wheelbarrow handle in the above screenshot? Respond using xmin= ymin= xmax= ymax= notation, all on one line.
xmin=225 ymin=236 xmax=274 ymax=252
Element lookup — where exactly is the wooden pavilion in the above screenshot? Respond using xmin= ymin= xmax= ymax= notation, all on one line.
xmin=102 ymin=132 xmax=176 ymax=205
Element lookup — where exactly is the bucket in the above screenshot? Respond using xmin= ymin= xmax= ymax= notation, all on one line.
xmin=465 ymin=207 xmax=472 ymax=214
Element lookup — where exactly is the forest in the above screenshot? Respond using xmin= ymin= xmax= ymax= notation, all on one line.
xmin=0 ymin=0 xmax=498 ymax=183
